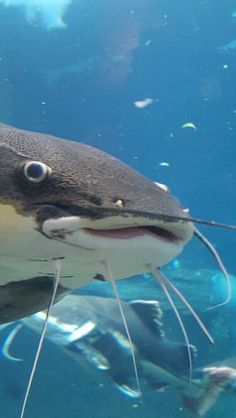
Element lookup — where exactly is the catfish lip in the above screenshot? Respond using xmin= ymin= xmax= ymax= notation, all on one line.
xmin=83 ymin=225 xmax=181 ymax=242
xmin=38 ymin=205 xmax=193 ymax=243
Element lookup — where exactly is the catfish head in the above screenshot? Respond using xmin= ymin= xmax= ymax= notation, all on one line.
xmin=0 ymin=123 xmax=193 ymax=290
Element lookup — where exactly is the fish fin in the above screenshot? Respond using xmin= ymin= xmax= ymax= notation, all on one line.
xmin=182 ymin=366 xmax=234 ymax=416
xmin=129 ymin=300 xmax=164 ymax=336
xmin=65 ymin=340 xmax=110 ymax=370
xmin=182 ymin=391 xmax=220 ymax=417
xmin=64 ymin=326 xmax=120 ymax=369
xmin=115 ymin=383 xmax=141 ymax=398
xmin=65 ymin=326 xmax=141 ymax=391
xmin=2 ymin=324 xmax=23 ymax=362
xmin=182 ymin=395 xmax=203 ymax=416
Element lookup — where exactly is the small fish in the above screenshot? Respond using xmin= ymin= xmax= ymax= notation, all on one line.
xmin=134 ymin=98 xmax=154 ymax=109
xmin=5 ymin=295 xmax=236 ymax=416
xmin=159 ymin=161 xmax=170 ymax=167
xmin=181 ymin=122 xmax=197 ymax=130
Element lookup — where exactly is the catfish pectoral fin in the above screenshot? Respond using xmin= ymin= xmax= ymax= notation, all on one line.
xmin=0 ymin=277 xmax=68 ymax=323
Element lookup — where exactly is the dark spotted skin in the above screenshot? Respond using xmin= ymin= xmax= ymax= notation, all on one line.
xmin=0 ymin=123 xmax=188 ymax=220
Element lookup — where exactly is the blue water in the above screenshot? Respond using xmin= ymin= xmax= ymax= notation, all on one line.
xmin=0 ymin=0 xmax=236 ymax=417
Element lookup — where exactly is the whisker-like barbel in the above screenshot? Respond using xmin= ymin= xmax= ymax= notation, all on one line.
xmin=20 ymin=258 xmax=62 ymax=418
xmin=153 ymin=268 xmax=214 ymax=344
xmin=152 ymin=268 xmax=194 ymax=384
xmin=194 ymin=227 xmax=231 ymax=308
xmin=101 ymin=259 xmax=142 ymax=399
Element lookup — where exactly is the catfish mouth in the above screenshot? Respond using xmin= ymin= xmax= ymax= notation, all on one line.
xmin=40 ymin=208 xmax=193 ymax=247
xmin=83 ymin=225 xmax=179 ymax=242
xmin=30 ymin=205 xmax=195 ymax=283
xmin=35 ymin=202 xmax=194 ymax=247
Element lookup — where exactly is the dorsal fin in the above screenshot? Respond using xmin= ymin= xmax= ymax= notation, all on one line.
xmin=129 ymin=300 xmax=164 ymax=336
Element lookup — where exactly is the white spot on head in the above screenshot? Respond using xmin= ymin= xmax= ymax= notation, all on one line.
xmin=154 ymin=182 xmax=169 ymax=192
xmin=114 ymin=199 xmax=124 ymax=208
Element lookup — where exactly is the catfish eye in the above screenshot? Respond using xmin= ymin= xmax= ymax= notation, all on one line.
xmin=23 ymin=161 xmax=51 ymax=183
